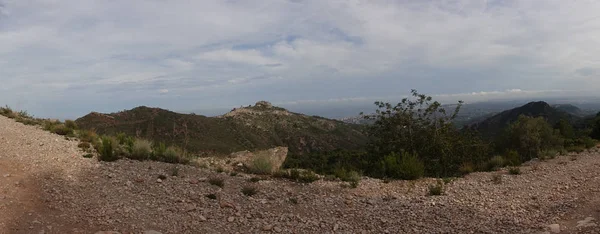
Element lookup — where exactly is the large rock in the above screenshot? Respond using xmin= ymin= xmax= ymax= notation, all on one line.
xmin=230 ymin=147 xmax=288 ymax=173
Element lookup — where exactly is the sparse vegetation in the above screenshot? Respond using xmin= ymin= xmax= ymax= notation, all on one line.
xmin=241 ymin=185 xmax=258 ymax=196
xmin=492 ymin=174 xmax=502 ymax=184
xmin=208 ymin=177 xmax=225 ymax=188
xmin=82 ymin=153 xmax=94 ymax=158
xmin=486 ymin=156 xmax=505 ymax=171
xmin=428 ymin=181 xmax=444 ymax=196
xmin=508 ymin=167 xmax=521 ymax=175
xmin=98 ymin=136 xmax=118 ymax=162
xmin=249 ymin=154 xmax=275 ymax=175
xmin=274 ymin=169 xmax=319 ymax=183
xmin=170 ymin=166 xmax=180 ymax=177
xmin=130 ymin=139 xmax=152 ymax=160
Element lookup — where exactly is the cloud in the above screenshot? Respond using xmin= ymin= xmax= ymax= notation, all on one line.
xmin=1 ymin=0 xmax=600 ymax=118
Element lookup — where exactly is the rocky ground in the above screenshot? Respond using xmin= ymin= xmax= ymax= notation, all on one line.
xmin=1 ymin=115 xmax=600 ymax=234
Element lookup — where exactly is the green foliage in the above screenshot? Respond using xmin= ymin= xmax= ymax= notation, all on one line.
xmin=77 ymin=142 xmax=91 ymax=150
xmin=566 ymin=145 xmax=585 ymax=153
xmin=508 ymin=167 xmax=521 ymax=175
xmin=428 ymin=181 xmax=444 ymax=196
xmin=458 ymin=162 xmax=474 ymax=175
xmin=78 ymin=129 xmax=98 ymax=143
xmin=98 ymin=136 xmax=119 ymax=162
xmin=554 ymin=119 xmax=574 ymax=139
xmin=504 ymin=150 xmax=521 ymax=166
xmin=64 ymin=120 xmax=78 ymax=130
xmin=275 ymin=169 xmax=319 ymax=183
xmin=379 ymin=151 xmax=425 ymax=180
xmin=208 ymin=177 xmax=224 ymax=188
xmin=590 ymin=117 xmax=600 ymax=140
xmin=363 ymin=90 xmax=489 ymax=178
xmin=334 ymin=168 xmax=361 ymax=188
xmin=485 ymin=156 xmax=505 ymax=171
xmin=498 ymin=115 xmax=564 ymax=162
xmin=51 ymin=124 xmax=74 ymax=136
xmin=152 ymin=142 xmax=167 ymax=160
xmin=241 ymin=185 xmax=258 ymax=196
xmin=130 ymin=139 xmax=152 ymax=160
xmin=82 ymin=153 xmax=94 ymax=158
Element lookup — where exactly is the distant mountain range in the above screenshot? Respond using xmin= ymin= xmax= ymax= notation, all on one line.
xmin=75 ymin=101 xmax=368 ymax=155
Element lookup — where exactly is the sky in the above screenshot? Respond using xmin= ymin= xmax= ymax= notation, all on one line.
xmin=1 ymin=0 xmax=600 ymax=119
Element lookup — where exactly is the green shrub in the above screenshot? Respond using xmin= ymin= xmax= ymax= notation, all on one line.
xmin=458 ymin=162 xmax=474 ymax=175
xmin=334 ymin=168 xmax=361 ymax=188
xmin=98 ymin=136 xmax=119 ymax=162
xmin=275 ymin=169 xmax=319 ymax=183
xmin=381 ymin=151 xmax=424 ymax=180
xmin=486 ymin=156 xmax=505 ymax=171
xmin=152 ymin=142 xmax=167 ymax=160
xmin=583 ymin=137 xmax=597 ymax=149
xmin=540 ymin=149 xmax=558 ymax=160
xmin=51 ymin=124 xmax=73 ymax=136
xmin=130 ymin=139 xmax=152 ymax=160
xmin=163 ymin=146 xmax=188 ymax=164
xmin=508 ymin=167 xmax=521 ymax=175
xmin=82 ymin=153 xmax=94 ymax=158
xmin=566 ymin=145 xmax=585 ymax=153
xmin=241 ymin=185 xmax=258 ymax=196
xmin=428 ymin=182 xmax=444 ymax=196
xmin=64 ymin=120 xmax=78 ymax=129
xmin=504 ymin=150 xmax=521 ymax=166
xmin=78 ymin=129 xmax=98 ymax=143
xmin=249 ymin=155 xmax=275 ymax=175
xmin=208 ymin=177 xmax=224 ymax=188
xmin=442 ymin=177 xmax=454 ymax=184
xmin=77 ymin=142 xmax=91 ymax=150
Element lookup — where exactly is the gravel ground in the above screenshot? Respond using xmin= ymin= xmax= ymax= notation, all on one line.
xmin=1 ymin=115 xmax=600 ymax=234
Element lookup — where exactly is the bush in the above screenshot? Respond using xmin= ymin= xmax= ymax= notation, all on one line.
xmin=130 ymin=139 xmax=152 ymax=160
xmin=51 ymin=124 xmax=73 ymax=136
xmin=275 ymin=169 xmax=319 ymax=183
xmin=208 ymin=177 xmax=224 ymax=188
xmin=504 ymin=150 xmax=521 ymax=166
xmin=98 ymin=136 xmax=119 ymax=162
xmin=458 ymin=162 xmax=474 ymax=175
xmin=499 ymin=115 xmax=564 ymax=161
xmin=249 ymin=154 xmax=275 ymax=175
xmin=78 ymin=130 xmax=98 ymax=143
xmin=540 ymin=149 xmax=558 ymax=160
xmin=241 ymin=185 xmax=258 ymax=196
xmin=428 ymin=182 xmax=444 ymax=196
xmin=334 ymin=168 xmax=361 ymax=188
xmin=583 ymin=137 xmax=597 ymax=149
xmin=77 ymin=142 xmax=91 ymax=150
xmin=380 ymin=151 xmax=425 ymax=180
xmin=64 ymin=120 xmax=78 ymax=129
xmin=566 ymin=145 xmax=585 ymax=153
xmin=485 ymin=156 xmax=505 ymax=171
xmin=508 ymin=167 xmax=521 ymax=175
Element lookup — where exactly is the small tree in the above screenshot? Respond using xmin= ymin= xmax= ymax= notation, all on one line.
xmin=500 ymin=115 xmax=563 ymax=162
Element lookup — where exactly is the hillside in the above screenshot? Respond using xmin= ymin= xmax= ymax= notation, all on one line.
xmin=2 ymin=114 xmax=600 ymax=233
xmin=75 ymin=101 xmax=368 ymax=155
xmin=470 ymin=101 xmax=580 ymax=138
xmin=553 ymin=104 xmax=585 ymax=116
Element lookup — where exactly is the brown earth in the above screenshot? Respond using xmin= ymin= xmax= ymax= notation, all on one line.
xmin=1 ymin=115 xmax=600 ymax=234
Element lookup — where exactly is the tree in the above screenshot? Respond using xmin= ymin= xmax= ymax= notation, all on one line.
xmin=554 ymin=118 xmax=574 ymax=139
xmin=362 ymin=90 xmax=488 ymax=177
xmin=500 ymin=115 xmax=563 ymax=162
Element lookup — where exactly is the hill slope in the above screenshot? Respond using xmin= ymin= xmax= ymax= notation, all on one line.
xmin=75 ymin=101 xmax=367 ymax=155
xmin=470 ymin=101 xmax=580 ymax=138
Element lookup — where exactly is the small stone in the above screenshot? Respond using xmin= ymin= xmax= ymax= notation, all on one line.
xmin=274 ymin=226 xmax=282 ymax=233
xmin=198 ymin=177 xmax=207 ymax=182
xmin=156 ymin=178 xmax=162 ymax=183
xmin=333 ymin=223 xmax=339 ymax=231
xmin=3 ymin=174 xmax=10 ymax=178
xmin=125 ymin=181 xmax=133 ymax=187
xmin=189 ymin=179 xmax=199 ymax=184
xmin=94 ymin=232 xmax=121 ymax=234
xmin=134 ymin=178 xmax=144 ymax=183
xmin=227 ymin=217 xmax=235 ymax=222
xmin=262 ymin=225 xmax=273 ymax=231
xmin=548 ymin=224 xmax=560 ymax=233
xmin=199 ymin=215 xmax=207 ymax=221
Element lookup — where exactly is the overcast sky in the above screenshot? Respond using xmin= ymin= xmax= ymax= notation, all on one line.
xmin=1 ymin=0 xmax=599 ymax=119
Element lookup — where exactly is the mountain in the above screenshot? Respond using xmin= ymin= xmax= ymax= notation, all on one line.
xmin=75 ymin=101 xmax=368 ymax=155
xmin=469 ymin=101 xmax=580 ymax=138
xmin=552 ymin=104 xmax=585 ymax=116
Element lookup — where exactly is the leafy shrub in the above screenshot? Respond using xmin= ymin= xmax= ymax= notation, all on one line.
xmin=249 ymin=154 xmax=275 ymax=175
xmin=485 ymin=156 xmax=505 ymax=171
xmin=540 ymin=149 xmax=558 ymax=160
xmin=583 ymin=137 xmax=597 ymax=149
xmin=130 ymin=139 xmax=152 ymax=160
xmin=504 ymin=150 xmax=521 ymax=166
xmin=208 ymin=177 xmax=224 ymax=188
xmin=428 ymin=181 xmax=444 ymax=196
xmin=458 ymin=162 xmax=474 ymax=175
xmin=78 ymin=129 xmax=98 ymax=143
xmin=508 ymin=167 xmax=521 ymax=175
xmin=567 ymin=145 xmax=585 ymax=153
xmin=77 ymin=142 xmax=91 ymax=150
xmin=499 ymin=115 xmax=564 ymax=161
xmin=241 ymin=185 xmax=258 ymax=196
xmin=334 ymin=168 xmax=361 ymax=188
xmin=442 ymin=177 xmax=454 ymax=184
xmin=51 ymin=124 xmax=73 ymax=136
xmin=380 ymin=151 xmax=424 ymax=180
xmin=64 ymin=120 xmax=78 ymax=129
xmin=275 ymin=169 xmax=319 ymax=183
xmin=152 ymin=142 xmax=167 ymax=160
xmin=98 ymin=136 xmax=119 ymax=162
